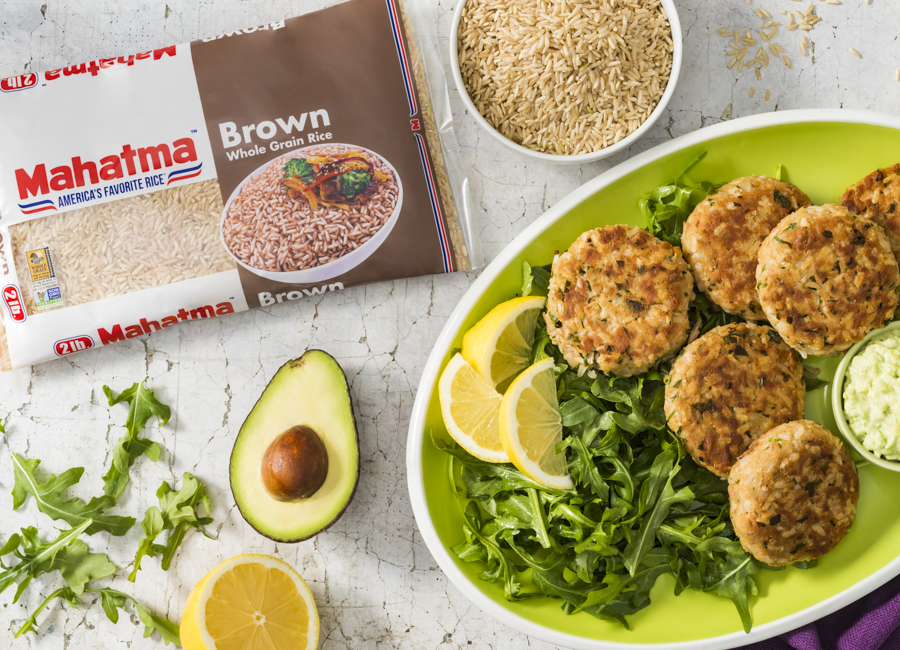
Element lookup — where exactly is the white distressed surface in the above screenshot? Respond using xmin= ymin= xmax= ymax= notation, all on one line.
xmin=0 ymin=0 xmax=898 ymax=648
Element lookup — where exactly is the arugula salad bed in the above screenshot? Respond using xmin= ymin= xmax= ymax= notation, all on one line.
xmin=434 ymin=156 xmax=825 ymax=632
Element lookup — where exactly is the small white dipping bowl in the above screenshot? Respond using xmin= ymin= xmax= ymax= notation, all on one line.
xmin=831 ymin=320 xmax=900 ymax=473
xmin=449 ymin=0 xmax=682 ymax=165
xmin=221 ymin=144 xmax=404 ymax=285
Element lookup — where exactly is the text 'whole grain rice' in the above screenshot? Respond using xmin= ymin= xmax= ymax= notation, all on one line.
xmin=0 ymin=0 xmax=481 ymax=371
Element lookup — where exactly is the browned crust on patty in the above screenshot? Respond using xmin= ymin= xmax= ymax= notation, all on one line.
xmin=841 ymin=164 xmax=900 ymax=264
xmin=665 ymin=322 xmax=806 ymax=478
xmin=728 ymin=420 xmax=859 ymax=566
xmin=756 ymin=204 xmax=900 ymax=355
xmin=545 ymin=225 xmax=693 ymax=376
xmin=683 ymin=176 xmax=811 ymax=320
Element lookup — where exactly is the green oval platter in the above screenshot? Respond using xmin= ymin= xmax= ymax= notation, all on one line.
xmin=407 ymin=110 xmax=900 ymax=649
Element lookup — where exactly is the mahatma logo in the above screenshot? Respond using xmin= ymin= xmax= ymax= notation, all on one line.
xmin=1 ymin=74 xmax=37 ymax=93
xmin=167 ymin=162 xmax=203 ymax=186
xmin=2 ymin=285 xmax=26 ymax=322
xmin=54 ymin=335 xmax=94 ymax=357
xmin=14 ymin=137 xmax=199 ymax=201
xmin=17 ymin=198 xmax=57 ymax=215
xmin=42 ymin=47 xmax=177 ymax=82
xmin=97 ymin=302 xmax=236 ymax=346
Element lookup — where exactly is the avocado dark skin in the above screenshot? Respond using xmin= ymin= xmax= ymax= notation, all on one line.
xmin=262 ymin=425 xmax=329 ymax=501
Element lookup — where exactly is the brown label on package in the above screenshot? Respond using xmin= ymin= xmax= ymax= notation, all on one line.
xmin=190 ymin=0 xmax=456 ymax=308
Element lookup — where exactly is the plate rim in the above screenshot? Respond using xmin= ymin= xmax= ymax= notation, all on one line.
xmin=406 ymin=108 xmax=900 ymax=650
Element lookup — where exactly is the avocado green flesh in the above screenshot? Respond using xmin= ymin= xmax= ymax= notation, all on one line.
xmin=230 ymin=350 xmax=360 ymax=542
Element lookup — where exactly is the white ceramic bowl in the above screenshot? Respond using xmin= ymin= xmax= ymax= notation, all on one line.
xmin=831 ymin=321 xmax=900 ymax=473
xmin=220 ymin=144 xmax=403 ymax=284
xmin=449 ymin=0 xmax=682 ymax=164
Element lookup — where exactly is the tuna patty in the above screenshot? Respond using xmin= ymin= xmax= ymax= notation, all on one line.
xmin=756 ymin=204 xmax=900 ymax=356
xmin=544 ymin=225 xmax=694 ymax=377
xmin=665 ymin=322 xmax=805 ymax=478
xmin=841 ymin=163 xmax=900 ymax=264
xmin=683 ymin=176 xmax=811 ymax=320
xmin=728 ymin=420 xmax=859 ymax=567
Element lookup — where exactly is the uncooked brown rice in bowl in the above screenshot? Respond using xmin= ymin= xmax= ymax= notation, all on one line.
xmin=221 ymin=144 xmax=401 ymax=276
xmin=454 ymin=0 xmax=678 ymax=161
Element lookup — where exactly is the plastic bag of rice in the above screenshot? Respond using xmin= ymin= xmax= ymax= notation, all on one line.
xmin=0 ymin=0 xmax=480 ymax=371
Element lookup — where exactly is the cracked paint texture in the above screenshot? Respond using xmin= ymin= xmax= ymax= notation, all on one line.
xmin=0 ymin=0 xmax=899 ymax=648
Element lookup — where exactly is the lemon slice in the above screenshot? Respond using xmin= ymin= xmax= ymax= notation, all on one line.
xmin=180 ymin=554 xmax=319 ymax=650
xmin=438 ymin=353 xmax=508 ymax=463
xmin=462 ymin=296 xmax=546 ymax=391
xmin=498 ymin=358 xmax=573 ymax=490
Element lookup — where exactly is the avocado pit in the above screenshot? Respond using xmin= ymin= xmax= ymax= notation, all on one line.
xmin=261 ymin=425 xmax=329 ymax=501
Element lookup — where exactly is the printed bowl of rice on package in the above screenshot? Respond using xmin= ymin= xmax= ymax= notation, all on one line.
xmin=221 ymin=143 xmax=404 ymax=284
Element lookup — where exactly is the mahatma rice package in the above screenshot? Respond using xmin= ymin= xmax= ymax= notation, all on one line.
xmin=0 ymin=0 xmax=480 ymax=370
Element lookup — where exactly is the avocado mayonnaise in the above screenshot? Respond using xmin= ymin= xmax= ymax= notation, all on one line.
xmin=843 ymin=329 xmax=900 ymax=461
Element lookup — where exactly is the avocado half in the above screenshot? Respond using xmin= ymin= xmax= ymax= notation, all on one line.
xmin=229 ymin=350 xmax=360 ymax=543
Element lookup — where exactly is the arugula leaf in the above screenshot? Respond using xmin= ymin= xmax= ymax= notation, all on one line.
xmin=573 ymin=548 xmax=671 ymax=615
xmin=0 ymin=417 xmax=5 ymax=433
xmin=16 ymin=585 xmax=182 ymax=646
xmin=696 ymin=537 xmax=760 ymax=632
xmin=623 ymin=477 xmax=693 ymax=575
xmin=450 ymin=488 xmax=530 ymax=600
xmin=521 ymin=261 xmax=534 ymax=297
xmin=102 ymin=381 xmax=171 ymax=499
xmin=804 ymin=376 xmax=828 ymax=391
xmin=640 ymin=152 xmax=719 ymax=246
xmin=97 ymin=587 xmax=182 ymax=646
xmin=688 ymin=291 xmax=743 ymax=339
xmin=14 ymin=586 xmax=81 ymax=638
xmin=521 ymin=262 xmax=552 ymax=296
xmin=11 ymin=453 xmax=135 ymax=536
xmin=0 ymin=519 xmax=93 ymax=601
xmin=802 ymin=364 xmax=829 ymax=392
xmin=47 ymin=538 xmax=116 ymax=595
xmin=435 ymin=435 xmax=570 ymax=499
xmin=130 ymin=472 xmax=214 ymax=581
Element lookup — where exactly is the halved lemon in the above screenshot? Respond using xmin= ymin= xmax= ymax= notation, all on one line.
xmin=462 ymin=296 xmax=546 ymax=391
xmin=438 ymin=353 xmax=508 ymax=463
xmin=180 ymin=554 xmax=319 ymax=650
xmin=498 ymin=358 xmax=573 ymax=490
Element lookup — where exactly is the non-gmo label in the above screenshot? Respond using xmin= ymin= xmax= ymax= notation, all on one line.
xmin=25 ymin=246 xmax=58 ymax=288
xmin=34 ymin=285 xmax=63 ymax=310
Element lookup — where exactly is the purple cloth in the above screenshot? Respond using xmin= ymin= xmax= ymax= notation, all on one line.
xmin=748 ymin=574 xmax=900 ymax=650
